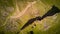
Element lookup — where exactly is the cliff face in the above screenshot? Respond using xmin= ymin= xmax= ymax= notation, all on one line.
xmin=0 ymin=0 xmax=60 ymax=34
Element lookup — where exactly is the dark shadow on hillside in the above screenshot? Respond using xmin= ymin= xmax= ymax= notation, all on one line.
xmin=17 ymin=5 xmax=60 ymax=34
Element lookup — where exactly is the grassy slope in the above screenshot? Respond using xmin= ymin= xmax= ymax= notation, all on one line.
xmin=0 ymin=0 xmax=60 ymax=34
xmin=20 ymin=0 xmax=60 ymax=34
xmin=19 ymin=0 xmax=60 ymax=34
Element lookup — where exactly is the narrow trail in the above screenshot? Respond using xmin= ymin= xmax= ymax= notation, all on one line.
xmin=10 ymin=1 xmax=36 ymax=19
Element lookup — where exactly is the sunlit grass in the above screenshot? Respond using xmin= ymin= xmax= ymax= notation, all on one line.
xmin=0 ymin=0 xmax=60 ymax=34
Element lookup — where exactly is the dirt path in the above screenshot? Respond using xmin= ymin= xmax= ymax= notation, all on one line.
xmin=10 ymin=1 xmax=36 ymax=19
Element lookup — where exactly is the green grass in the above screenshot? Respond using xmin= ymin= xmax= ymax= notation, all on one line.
xmin=0 ymin=0 xmax=60 ymax=34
